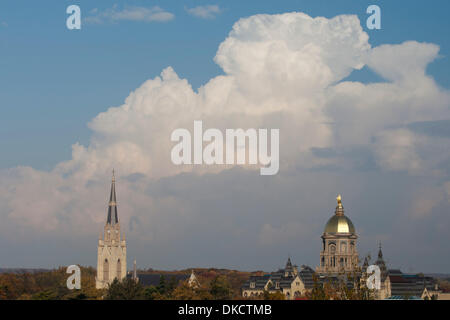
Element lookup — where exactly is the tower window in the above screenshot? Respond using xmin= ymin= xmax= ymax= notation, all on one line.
xmin=117 ymin=259 xmax=121 ymax=279
xmin=103 ymin=259 xmax=109 ymax=281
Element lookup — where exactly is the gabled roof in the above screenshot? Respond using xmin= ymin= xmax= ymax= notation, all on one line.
xmin=242 ymin=264 xmax=317 ymax=291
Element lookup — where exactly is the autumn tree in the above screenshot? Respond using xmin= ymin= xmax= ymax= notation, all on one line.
xmin=209 ymin=275 xmax=233 ymax=300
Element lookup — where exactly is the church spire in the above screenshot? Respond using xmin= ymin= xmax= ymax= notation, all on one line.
xmin=286 ymin=256 xmax=293 ymax=269
xmin=375 ymin=242 xmax=388 ymax=278
xmin=107 ymin=169 xmax=119 ymax=225
xmin=377 ymin=242 xmax=383 ymax=259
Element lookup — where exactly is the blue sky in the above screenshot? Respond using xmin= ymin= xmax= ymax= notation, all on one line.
xmin=1 ymin=0 xmax=449 ymax=170
xmin=0 ymin=1 xmax=449 ymax=272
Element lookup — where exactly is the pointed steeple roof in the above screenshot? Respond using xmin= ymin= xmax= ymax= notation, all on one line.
xmin=362 ymin=254 xmax=370 ymax=272
xmin=377 ymin=242 xmax=383 ymax=259
xmin=375 ymin=242 xmax=388 ymax=278
xmin=107 ymin=169 xmax=119 ymax=225
xmin=188 ymin=270 xmax=200 ymax=288
xmin=285 ymin=257 xmax=293 ymax=270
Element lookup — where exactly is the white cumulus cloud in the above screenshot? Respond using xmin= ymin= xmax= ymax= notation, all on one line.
xmin=1 ymin=11 xmax=450 ymax=270
xmin=85 ymin=5 xmax=174 ymax=24
xmin=186 ymin=5 xmax=222 ymax=19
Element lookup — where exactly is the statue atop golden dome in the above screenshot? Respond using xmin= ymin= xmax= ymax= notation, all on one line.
xmin=336 ymin=194 xmax=342 ymax=207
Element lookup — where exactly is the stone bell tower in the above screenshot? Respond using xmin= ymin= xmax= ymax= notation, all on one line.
xmin=96 ymin=170 xmax=127 ymax=289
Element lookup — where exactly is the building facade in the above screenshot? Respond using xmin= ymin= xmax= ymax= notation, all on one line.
xmin=241 ymin=258 xmax=315 ymax=299
xmin=316 ymin=195 xmax=359 ymax=275
xmin=96 ymin=172 xmax=127 ymax=289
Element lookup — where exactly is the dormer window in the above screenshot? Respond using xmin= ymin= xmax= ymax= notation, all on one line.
xmin=250 ymin=282 xmax=255 ymax=289
xmin=276 ymin=282 xmax=280 ymax=289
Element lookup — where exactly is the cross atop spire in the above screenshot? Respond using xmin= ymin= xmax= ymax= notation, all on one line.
xmin=107 ymin=170 xmax=119 ymax=225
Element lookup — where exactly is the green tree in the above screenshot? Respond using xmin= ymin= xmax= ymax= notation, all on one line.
xmin=143 ymin=285 xmax=159 ymax=300
xmin=106 ymin=278 xmax=144 ymax=300
xmin=209 ymin=275 xmax=233 ymax=300
xmin=157 ymin=275 xmax=167 ymax=295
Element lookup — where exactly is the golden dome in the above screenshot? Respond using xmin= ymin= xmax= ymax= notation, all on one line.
xmin=324 ymin=215 xmax=355 ymax=234
xmin=324 ymin=194 xmax=356 ymax=234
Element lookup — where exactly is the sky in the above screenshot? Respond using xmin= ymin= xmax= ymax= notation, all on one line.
xmin=0 ymin=1 xmax=449 ymax=273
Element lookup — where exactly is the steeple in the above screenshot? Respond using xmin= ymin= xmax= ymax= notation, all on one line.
xmin=96 ymin=169 xmax=127 ymax=289
xmin=377 ymin=242 xmax=383 ymax=259
xmin=188 ymin=270 xmax=200 ymax=288
xmin=362 ymin=255 xmax=370 ymax=273
xmin=286 ymin=257 xmax=293 ymax=270
xmin=375 ymin=242 xmax=388 ymax=278
xmin=107 ymin=169 xmax=119 ymax=225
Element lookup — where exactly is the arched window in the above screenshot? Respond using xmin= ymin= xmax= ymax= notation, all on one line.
xmin=244 ymin=292 xmax=248 ymax=297
xmin=329 ymin=244 xmax=336 ymax=254
xmin=321 ymin=257 xmax=325 ymax=266
xmin=340 ymin=258 xmax=344 ymax=267
xmin=103 ymin=259 xmax=109 ymax=281
xmin=117 ymin=259 xmax=122 ymax=279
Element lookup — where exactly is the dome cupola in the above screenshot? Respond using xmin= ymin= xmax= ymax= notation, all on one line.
xmin=323 ymin=194 xmax=355 ymax=234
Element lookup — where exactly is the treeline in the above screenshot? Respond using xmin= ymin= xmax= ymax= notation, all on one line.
xmin=106 ymin=274 xmax=286 ymax=300
xmin=0 ymin=267 xmax=257 ymax=300
xmin=0 ymin=266 xmax=101 ymax=300
xmin=1 ymin=267 xmax=380 ymax=300
xmin=106 ymin=275 xmax=232 ymax=300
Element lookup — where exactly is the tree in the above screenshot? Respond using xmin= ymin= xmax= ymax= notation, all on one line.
xmin=171 ymin=282 xmax=198 ymax=300
xmin=157 ymin=275 xmax=167 ymax=295
xmin=308 ymin=274 xmax=330 ymax=300
xmin=143 ymin=285 xmax=159 ymax=300
xmin=171 ymin=281 xmax=213 ymax=300
xmin=209 ymin=275 xmax=233 ymax=300
xmin=105 ymin=278 xmax=144 ymax=300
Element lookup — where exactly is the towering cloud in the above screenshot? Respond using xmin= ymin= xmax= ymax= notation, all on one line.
xmin=0 ymin=12 xmax=449 ymax=271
